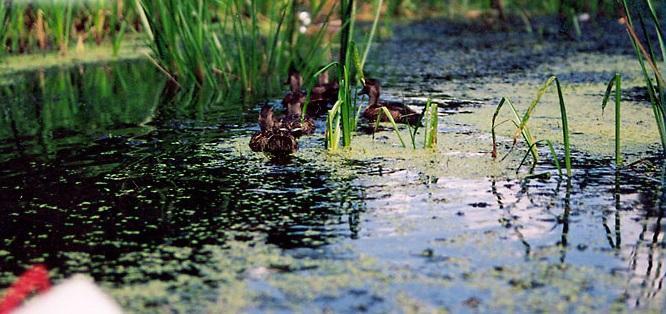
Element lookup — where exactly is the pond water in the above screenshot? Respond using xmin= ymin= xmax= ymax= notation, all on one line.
xmin=1 ymin=19 xmax=664 ymax=313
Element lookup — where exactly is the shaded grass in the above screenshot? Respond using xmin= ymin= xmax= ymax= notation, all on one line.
xmin=601 ymin=73 xmax=622 ymax=167
xmin=620 ymin=0 xmax=666 ymax=154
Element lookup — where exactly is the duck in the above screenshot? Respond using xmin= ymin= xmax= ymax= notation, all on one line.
xmin=311 ymin=71 xmax=339 ymax=106
xmin=360 ymin=78 xmax=421 ymax=126
xmin=282 ymin=69 xmax=329 ymax=116
xmin=249 ymin=105 xmax=298 ymax=155
xmin=281 ymin=98 xmax=316 ymax=137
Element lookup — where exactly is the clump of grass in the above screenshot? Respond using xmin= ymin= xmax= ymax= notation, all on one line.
xmin=601 ymin=73 xmax=622 ymax=167
xmin=373 ymin=105 xmax=406 ymax=148
xmin=323 ymin=0 xmax=384 ymax=151
xmin=370 ymin=98 xmax=438 ymax=150
xmin=423 ymin=99 xmax=438 ymax=149
xmin=1 ymin=1 xmax=139 ymax=55
xmin=492 ymin=76 xmax=572 ymax=177
xmin=620 ymin=0 xmax=666 ymax=154
xmin=50 ymin=1 xmax=74 ymax=55
xmin=136 ymin=0 xmax=334 ymax=95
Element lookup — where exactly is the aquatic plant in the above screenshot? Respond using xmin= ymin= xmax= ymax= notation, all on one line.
xmin=322 ymin=0 xmax=383 ymax=151
xmin=373 ymin=105 xmax=407 ymax=148
xmin=0 ymin=1 xmax=10 ymax=55
xmin=423 ymin=99 xmax=438 ymax=149
xmin=492 ymin=76 xmax=572 ymax=177
xmin=135 ymin=0 xmax=334 ymax=95
xmin=369 ymin=98 xmax=438 ymax=150
xmin=322 ymin=58 xmax=359 ymax=151
xmin=49 ymin=0 xmax=74 ymax=54
xmin=620 ymin=0 xmax=666 ymax=153
xmin=0 ymin=0 xmax=138 ymax=55
xmin=601 ymin=73 xmax=622 ymax=167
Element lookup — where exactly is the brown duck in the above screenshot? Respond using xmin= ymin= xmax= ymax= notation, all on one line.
xmin=249 ymin=105 xmax=298 ymax=155
xmin=310 ymin=71 xmax=339 ymax=106
xmin=281 ymin=99 xmax=316 ymax=138
xmin=360 ymin=78 xmax=421 ymax=125
xmin=282 ymin=67 xmax=305 ymax=109
xmin=282 ymin=69 xmax=330 ymax=116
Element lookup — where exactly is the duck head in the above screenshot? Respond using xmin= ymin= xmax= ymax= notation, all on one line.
xmin=285 ymin=67 xmax=303 ymax=93
xmin=317 ymin=71 xmax=329 ymax=85
xmin=359 ymin=78 xmax=381 ymax=105
xmin=258 ymin=104 xmax=275 ymax=131
xmin=287 ymin=98 xmax=303 ymax=117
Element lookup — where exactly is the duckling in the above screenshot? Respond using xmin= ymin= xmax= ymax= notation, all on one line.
xmin=311 ymin=71 xmax=339 ymax=105
xmin=281 ymin=99 xmax=316 ymax=137
xmin=250 ymin=105 xmax=298 ymax=155
xmin=360 ymin=78 xmax=421 ymax=126
xmin=282 ymin=69 xmax=328 ymax=116
xmin=282 ymin=68 xmax=305 ymax=108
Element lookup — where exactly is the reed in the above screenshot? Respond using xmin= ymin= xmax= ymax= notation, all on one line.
xmin=370 ymin=98 xmax=438 ymax=150
xmin=423 ymin=99 xmax=438 ymax=149
xmin=323 ymin=0 xmax=383 ymax=151
xmin=1 ymin=1 xmax=138 ymax=55
xmin=620 ymin=0 xmax=666 ymax=153
xmin=492 ymin=76 xmax=572 ymax=177
xmin=601 ymin=73 xmax=622 ymax=167
xmin=135 ymin=0 xmax=334 ymax=95
xmin=0 ymin=1 xmax=9 ymax=55
xmin=373 ymin=106 xmax=407 ymax=148
xmin=50 ymin=0 xmax=74 ymax=54
xmin=110 ymin=0 xmax=127 ymax=56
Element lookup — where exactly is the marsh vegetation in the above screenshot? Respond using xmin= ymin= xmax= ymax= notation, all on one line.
xmin=0 ymin=0 xmax=665 ymax=313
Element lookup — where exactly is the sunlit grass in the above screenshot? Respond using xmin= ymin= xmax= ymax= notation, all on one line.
xmin=492 ymin=76 xmax=571 ymax=177
xmin=324 ymin=0 xmax=383 ymax=151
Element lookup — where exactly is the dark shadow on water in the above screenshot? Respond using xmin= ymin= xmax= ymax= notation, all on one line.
xmin=0 ymin=62 xmax=364 ymax=287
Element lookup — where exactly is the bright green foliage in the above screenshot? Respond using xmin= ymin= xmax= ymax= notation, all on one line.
xmin=324 ymin=0 xmax=383 ymax=151
xmin=423 ymin=99 xmax=438 ymax=149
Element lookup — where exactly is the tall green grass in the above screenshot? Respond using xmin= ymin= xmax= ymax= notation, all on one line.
xmin=323 ymin=0 xmax=384 ymax=151
xmin=136 ymin=0 xmax=333 ymax=95
xmin=1 ymin=0 xmax=137 ymax=55
xmin=0 ymin=1 xmax=9 ymax=56
xmin=50 ymin=1 xmax=74 ymax=54
xmin=621 ymin=0 xmax=666 ymax=153
xmin=492 ymin=76 xmax=572 ymax=176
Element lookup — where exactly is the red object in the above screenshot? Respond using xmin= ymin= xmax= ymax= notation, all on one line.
xmin=0 ymin=265 xmax=51 ymax=314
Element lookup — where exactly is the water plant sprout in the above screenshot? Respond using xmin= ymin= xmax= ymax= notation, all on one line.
xmin=602 ymin=73 xmax=623 ymax=167
xmin=318 ymin=0 xmax=384 ymax=151
xmin=492 ymin=76 xmax=572 ymax=177
xmin=373 ymin=98 xmax=438 ymax=150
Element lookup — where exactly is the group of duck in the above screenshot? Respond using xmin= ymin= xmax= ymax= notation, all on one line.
xmin=249 ymin=68 xmax=420 ymax=156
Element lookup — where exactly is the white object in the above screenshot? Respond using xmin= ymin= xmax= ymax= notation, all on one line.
xmin=14 ymin=275 xmax=123 ymax=314
xmin=298 ymin=11 xmax=311 ymax=26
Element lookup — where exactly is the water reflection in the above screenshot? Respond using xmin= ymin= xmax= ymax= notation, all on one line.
xmin=0 ymin=62 xmax=363 ymax=288
xmin=352 ymin=155 xmax=665 ymax=310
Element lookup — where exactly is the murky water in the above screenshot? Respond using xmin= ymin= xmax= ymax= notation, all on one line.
xmin=1 ymin=20 xmax=665 ymax=313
